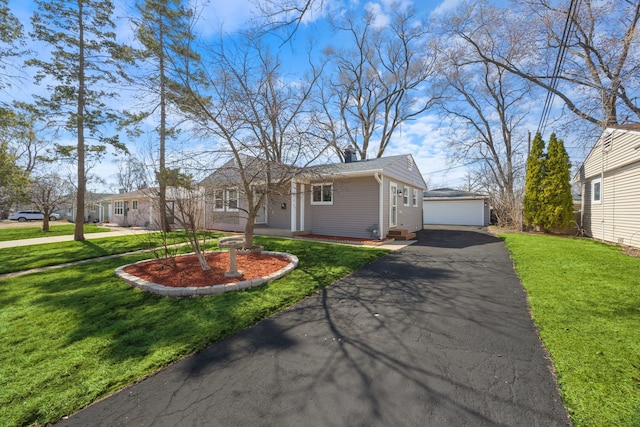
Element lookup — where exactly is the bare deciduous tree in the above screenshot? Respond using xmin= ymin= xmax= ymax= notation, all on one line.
xmin=177 ymin=32 xmax=327 ymax=247
xmin=29 ymin=173 xmax=72 ymax=231
xmin=115 ymin=155 xmax=151 ymax=193
xmin=455 ymin=0 xmax=640 ymax=135
xmin=325 ymin=4 xmax=438 ymax=160
xmin=433 ymin=2 xmax=533 ymax=226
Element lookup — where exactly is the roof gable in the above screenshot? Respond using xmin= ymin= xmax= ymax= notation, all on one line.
xmin=574 ymin=124 xmax=640 ymax=182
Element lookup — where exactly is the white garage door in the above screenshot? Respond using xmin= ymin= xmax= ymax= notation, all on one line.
xmin=423 ymin=199 xmax=485 ymax=226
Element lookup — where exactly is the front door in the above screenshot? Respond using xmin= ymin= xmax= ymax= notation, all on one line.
xmin=390 ymin=182 xmax=397 ymax=228
xmin=254 ymin=190 xmax=267 ymax=224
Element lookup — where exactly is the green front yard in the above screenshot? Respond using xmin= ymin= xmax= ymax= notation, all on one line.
xmin=502 ymin=233 xmax=640 ymax=427
xmin=1 ymin=231 xmax=638 ymax=426
xmin=0 ymin=223 xmax=111 ymax=242
xmin=0 ymin=236 xmax=387 ymax=426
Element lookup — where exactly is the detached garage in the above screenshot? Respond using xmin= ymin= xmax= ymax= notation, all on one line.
xmin=423 ymin=188 xmax=490 ymax=226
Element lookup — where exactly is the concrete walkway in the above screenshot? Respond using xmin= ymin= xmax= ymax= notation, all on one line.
xmin=57 ymin=225 xmax=569 ymax=426
xmin=0 ymin=227 xmax=152 ymax=249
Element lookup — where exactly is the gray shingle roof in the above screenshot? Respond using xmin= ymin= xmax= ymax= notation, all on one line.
xmin=307 ymin=155 xmax=406 ymax=175
xmin=424 ymin=188 xmax=488 ymax=199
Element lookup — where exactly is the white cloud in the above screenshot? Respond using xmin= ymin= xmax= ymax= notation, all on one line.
xmin=430 ymin=0 xmax=463 ymax=17
xmin=365 ymin=3 xmax=390 ymax=29
xmin=385 ymin=114 xmax=471 ymax=189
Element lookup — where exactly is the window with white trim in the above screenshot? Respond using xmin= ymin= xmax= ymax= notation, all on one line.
xmin=403 ymin=187 xmax=409 ymax=206
xmin=226 ymin=189 xmax=239 ymax=211
xmin=311 ymin=183 xmax=333 ymax=205
xmin=213 ymin=189 xmax=224 ymax=211
xmin=592 ymin=178 xmax=602 ymax=204
xmin=412 ymin=188 xmax=418 ymax=207
xmin=114 ymin=201 xmax=124 ymax=215
xmin=132 ymin=200 xmax=138 ymax=210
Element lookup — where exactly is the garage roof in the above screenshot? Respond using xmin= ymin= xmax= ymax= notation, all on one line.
xmin=423 ymin=188 xmax=488 ymax=200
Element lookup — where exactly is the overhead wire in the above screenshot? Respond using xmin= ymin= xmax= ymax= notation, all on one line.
xmin=537 ymin=0 xmax=582 ymax=136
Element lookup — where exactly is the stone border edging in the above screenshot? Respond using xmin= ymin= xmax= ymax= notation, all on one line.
xmin=115 ymin=251 xmax=298 ymax=298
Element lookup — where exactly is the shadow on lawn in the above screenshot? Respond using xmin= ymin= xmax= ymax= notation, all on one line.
xmin=27 ymin=238 xmax=388 ymax=365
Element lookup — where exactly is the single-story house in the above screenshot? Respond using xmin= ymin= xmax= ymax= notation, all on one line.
xmin=574 ymin=123 xmax=640 ymax=248
xmin=56 ymin=192 xmax=113 ymax=223
xmin=200 ymin=153 xmax=427 ymax=240
xmin=109 ymin=187 xmax=204 ymax=228
xmin=423 ymin=188 xmax=490 ymax=226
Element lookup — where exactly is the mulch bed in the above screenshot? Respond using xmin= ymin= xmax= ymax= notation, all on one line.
xmin=123 ymin=252 xmax=290 ymax=288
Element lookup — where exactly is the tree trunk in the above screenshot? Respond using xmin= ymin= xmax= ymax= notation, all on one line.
xmin=74 ymin=0 xmax=85 ymax=242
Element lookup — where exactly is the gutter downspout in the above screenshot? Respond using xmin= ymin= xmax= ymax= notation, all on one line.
xmin=601 ymin=132 xmax=606 ymax=242
xmin=375 ymin=172 xmax=383 ymax=239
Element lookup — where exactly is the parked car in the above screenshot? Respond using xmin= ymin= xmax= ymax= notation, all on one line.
xmin=8 ymin=210 xmax=61 ymax=222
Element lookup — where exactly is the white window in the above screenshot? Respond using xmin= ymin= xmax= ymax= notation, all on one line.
xmin=403 ymin=187 xmax=410 ymax=206
xmin=114 ymin=201 xmax=124 ymax=216
xmin=132 ymin=200 xmax=138 ymax=210
xmin=226 ymin=189 xmax=239 ymax=211
xmin=311 ymin=183 xmax=333 ymax=205
xmin=592 ymin=178 xmax=602 ymax=204
xmin=213 ymin=189 xmax=224 ymax=211
xmin=412 ymin=188 xmax=418 ymax=207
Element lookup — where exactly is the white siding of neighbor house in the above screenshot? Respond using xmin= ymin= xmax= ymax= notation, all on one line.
xmin=579 ymin=129 xmax=640 ymax=248
xmin=307 ymin=176 xmax=380 ymax=239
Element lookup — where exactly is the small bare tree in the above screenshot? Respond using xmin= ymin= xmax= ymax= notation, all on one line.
xmin=29 ymin=173 xmax=72 ymax=231
xmin=163 ymin=169 xmax=209 ymax=270
xmin=174 ymin=31 xmax=328 ymax=248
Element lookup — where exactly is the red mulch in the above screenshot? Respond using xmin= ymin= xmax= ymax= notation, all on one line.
xmin=123 ymin=252 xmax=290 ymax=288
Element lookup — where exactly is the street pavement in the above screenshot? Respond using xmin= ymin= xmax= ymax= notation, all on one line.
xmin=57 ymin=225 xmax=570 ymax=426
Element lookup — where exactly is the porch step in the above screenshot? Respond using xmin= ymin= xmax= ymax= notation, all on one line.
xmin=386 ymin=229 xmax=416 ymax=240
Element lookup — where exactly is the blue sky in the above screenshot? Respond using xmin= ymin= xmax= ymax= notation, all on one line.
xmin=5 ymin=0 xmax=581 ymax=193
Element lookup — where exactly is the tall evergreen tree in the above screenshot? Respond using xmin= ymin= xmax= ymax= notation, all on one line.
xmin=28 ymin=0 xmax=134 ymax=241
xmin=131 ymin=0 xmax=198 ymax=232
xmin=542 ymin=133 xmax=573 ymax=230
xmin=523 ymin=132 xmax=546 ymax=228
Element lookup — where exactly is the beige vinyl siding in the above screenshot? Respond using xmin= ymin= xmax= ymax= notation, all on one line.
xmin=581 ymin=129 xmax=640 ymax=180
xmin=307 ymin=176 xmax=379 ymax=238
xmin=581 ymin=132 xmax=640 ymax=248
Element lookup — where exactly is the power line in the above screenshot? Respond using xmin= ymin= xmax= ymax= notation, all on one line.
xmin=537 ymin=0 xmax=582 ymax=136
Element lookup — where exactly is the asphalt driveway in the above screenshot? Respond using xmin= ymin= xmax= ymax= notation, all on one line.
xmin=58 ymin=226 xmax=569 ymax=426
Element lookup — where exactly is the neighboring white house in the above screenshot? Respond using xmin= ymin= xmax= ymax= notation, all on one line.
xmin=423 ymin=188 xmax=490 ymax=226
xmin=574 ymin=123 xmax=640 ymax=248
xmin=109 ymin=187 xmax=204 ymax=229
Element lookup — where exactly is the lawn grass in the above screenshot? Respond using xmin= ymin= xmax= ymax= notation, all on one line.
xmin=0 ymin=223 xmax=110 ymax=242
xmin=501 ymin=233 xmax=640 ymax=427
xmin=0 ymin=237 xmax=387 ymax=426
xmin=0 ymin=231 xmax=224 ymax=275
